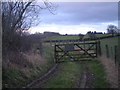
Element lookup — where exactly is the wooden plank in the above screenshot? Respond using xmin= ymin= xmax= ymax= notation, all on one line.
xmin=75 ymin=44 xmax=95 ymax=58
xmin=54 ymin=42 xmax=97 ymax=46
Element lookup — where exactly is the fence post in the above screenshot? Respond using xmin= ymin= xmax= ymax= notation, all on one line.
xmin=114 ymin=45 xmax=117 ymax=65
xmin=97 ymin=40 xmax=101 ymax=56
xmin=106 ymin=45 xmax=109 ymax=58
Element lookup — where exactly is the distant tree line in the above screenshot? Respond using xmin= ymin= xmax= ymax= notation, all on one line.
xmin=87 ymin=31 xmax=103 ymax=34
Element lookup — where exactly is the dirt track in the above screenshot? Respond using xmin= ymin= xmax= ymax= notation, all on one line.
xmin=22 ymin=61 xmax=95 ymax=88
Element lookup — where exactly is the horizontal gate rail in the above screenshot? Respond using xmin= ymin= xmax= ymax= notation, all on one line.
xmin=54 ymin=42 xmax=97 ymax=46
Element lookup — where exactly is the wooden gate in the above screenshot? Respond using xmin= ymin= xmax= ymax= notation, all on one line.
xmin=54 ymin=42 xmax=98 ymax=63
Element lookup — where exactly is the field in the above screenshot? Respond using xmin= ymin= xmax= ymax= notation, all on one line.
xmin=45 ymin=33 xmax=113 ymax=41
xmin=46 ymin=35 xmax=80 ymax=40
xmin=83 ymin=33 xmax=111 ymax=39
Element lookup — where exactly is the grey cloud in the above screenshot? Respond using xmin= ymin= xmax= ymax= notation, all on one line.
xmin=39 ymin=2 xmax=118 ymax=25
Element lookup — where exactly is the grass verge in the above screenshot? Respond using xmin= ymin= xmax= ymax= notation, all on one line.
xmin=3 ymin=43 xmax=54 ymax=88
xmin=86 ymin=60 xmax=109 ymax=88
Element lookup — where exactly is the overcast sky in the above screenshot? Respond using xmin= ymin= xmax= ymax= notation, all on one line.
xmin=29 ymin=2 xmax=118 ymax=34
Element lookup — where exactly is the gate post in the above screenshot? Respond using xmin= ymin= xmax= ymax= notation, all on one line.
xmin=54 ymin=45 xmax=57 ymax=63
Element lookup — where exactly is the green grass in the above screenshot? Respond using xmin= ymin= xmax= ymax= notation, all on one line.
xmin=83 ymin=34 xmax=112 ymax=39
xmin=46 ymin=35 xmax=80 ymax=40
xmin=3 ymin=68 xmax=26 ymax=87
xmin=42 ymin=61 xmax=82 ymax=88
xmin=42 ymin=59 xmax=109 ymax=88
xmin=42 ymin=43 xmax=55 ymax=69
xmin=46 ymin=34 xmax=115 ymax=41
xmin=87 ymin=61 xmax=109 ymax=88
xmin=3 ymin=64 xmax=46 ymax=87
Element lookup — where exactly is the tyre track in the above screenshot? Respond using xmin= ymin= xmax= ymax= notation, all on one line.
xmin=22 ymin=61 xmax=95 ymax=88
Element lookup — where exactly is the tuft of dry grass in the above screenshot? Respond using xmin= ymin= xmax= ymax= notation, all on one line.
xmin=3 ymin=50 xmax=47 ymax=69
xmin=98 ymin=56 xmax=118 ymax=88
xmin=24 ymin=51 xmax=47 ymax=67
xmin=3 ymin=51 xmax=30 ymax=68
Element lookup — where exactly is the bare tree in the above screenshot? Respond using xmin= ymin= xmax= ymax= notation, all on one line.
xmin=2 ymin=0 xmax=56 ymax=52
xmin=2 ymin=0 xmax=56 ymax=33
xmin=107 ymin=25 xmax=118 ymax=36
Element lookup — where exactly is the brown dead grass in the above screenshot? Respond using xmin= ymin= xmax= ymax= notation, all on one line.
xmin=98 ymin=56 xmax=118 ymax=88
xmin=24 ymin=51 xmax=47 ymax=67
xmin=3 ymin=50 xmax=49 ymax=87
xmin=3 ymin=50 xmax=47 ymax=69
xmin=3 ymin=50 xmax=48 ymax=77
